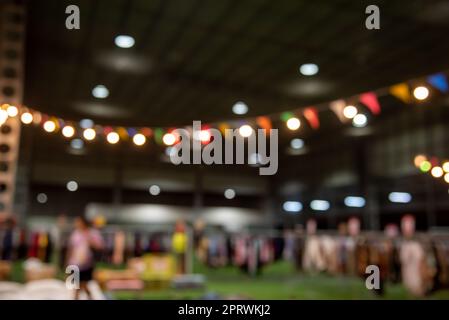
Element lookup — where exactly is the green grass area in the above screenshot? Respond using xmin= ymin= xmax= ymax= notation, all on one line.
xmin=113 ymin=260 xmax=449 ymax=300
xmin=8 ymin=259 xmax=449 ymax=300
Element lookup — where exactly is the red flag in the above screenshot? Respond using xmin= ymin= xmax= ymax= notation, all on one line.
xmin=360 ymin=92 xmax=381 ymax=115
xmin=303 ymin=107 xmax=320 ymax=129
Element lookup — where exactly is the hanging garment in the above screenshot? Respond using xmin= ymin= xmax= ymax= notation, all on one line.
xmin=302 ymin=235 xmax=326 ymax=272
xmin=320 ymin=236 xmax=339 ymax=274
xmin=233 ymin=236 xmax=248 ymax=267
xmin=1 ymin=228 xmax=13 ymax=261
xmin=400 ymin=240 xmax=435 ymax=297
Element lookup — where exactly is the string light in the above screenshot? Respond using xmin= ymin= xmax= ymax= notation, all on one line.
xmin=239 ymin=124 xmax=253 ymax=137
xmin=413 ymin=86 xmax=429 ymax=101
xmin=6 ymin=105 xmax=18 ymax=117
xmin=106 ymin=132 xmax=119 ymax=144
xmin=163 ymin=133 xmax=176 ymax=146
xmin=352 ymin=114 xmax=368 ymax=127
xmin=133 ymin=133 xmax=146 ymax=146
xmin=286 ymin=117 xmax=301 ymax=130
xmin=20 ymin=112 xmax=33 ymax=124
xmin=83 ymin=128 xmax=96 ymax=141
xmin=199 ymin=129 xmax=211 ymax=143
xmin=431 ymin=166 xmax=444 ymax=178
xmin=443 ymin=162 xmax=449 ymax=173
xmin=420 ymin=160 xmax=432 ymax=173
xmin=343 ymin=105 xmax=358 ymax=119
xmin=62 ymin=125 xmax=75 ymax=138
xmin=43 ymin=120 xmax=56 ymax=133
xmin=0 ymin=109 xmax=8 ymax=126
xmin=445 ymin=173 xmax=449 ymax=184
xmin=414 ymin=154 xmax=427 ymax=167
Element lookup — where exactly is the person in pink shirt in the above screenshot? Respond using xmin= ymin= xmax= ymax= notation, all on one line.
xmin=67 ymin=216 xmax=104 ymax=299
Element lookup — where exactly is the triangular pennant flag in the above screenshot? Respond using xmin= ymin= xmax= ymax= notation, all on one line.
xmin=303 ymin=107 xmax=320 ymax=129
xmin=153 ymin=128 xmax=164 ymax=145
xmin=360 ymin=92 xmax=381 ymax=115
xmin=389 ymin=83 xmax=411 ymax=103
xmin=280 ymin=112 xmax=295 ymax=122
xmin=329 ymin=100 xmax=348 ymax=123
xmin=256 ymin=116 xmax=272 ymax=131
xmin=427 ymin=73 xmax=449 ymax=93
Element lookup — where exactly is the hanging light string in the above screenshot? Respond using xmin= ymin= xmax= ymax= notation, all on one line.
xmin=0 ymin=71 xmax=447 ymax=146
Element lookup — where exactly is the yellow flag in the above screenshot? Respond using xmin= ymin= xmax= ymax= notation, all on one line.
xmin=389 ymin=83 xmax=410 ymax=103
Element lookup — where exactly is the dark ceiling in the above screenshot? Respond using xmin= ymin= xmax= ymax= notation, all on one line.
xmin=24 ymin=0 xmax=449 ymax=127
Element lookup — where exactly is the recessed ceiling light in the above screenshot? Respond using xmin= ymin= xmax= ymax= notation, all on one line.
xmin=299 ymin=63 xmax=319 ymax=76
xmin=114 ymin=35 xmax=135 ymax=48
xmin=149 ymin=185 xmax=161 ymax=196
xmin=37 ymin=193 xmax=48 ymax=204
xmin=92 ymin=85 xmax=109 ymax=99
xmin=232 ymin=101 xmax=248 ymax=115
xmin=290 ymin=138 xmax=304 ymax=150
xmin=283 ymin=201 xmax=303 ymax=213
xmin=310 ymin=200 xmax=330 ymax=211
xmin=344 ymin=196 xmax=366 ymax=208
xmin=67 ymin=181 xmax=78 ymax=192
xmin=70 ymin=139 xmax=84 ymax=150
xmin=388 ymin=192 xmax=412 ymax=204
xmin=224 ymin=189 xmax=236 ymax=199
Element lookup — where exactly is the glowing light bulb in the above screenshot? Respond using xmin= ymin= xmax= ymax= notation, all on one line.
xmin=286 ymin=117 xmax=301 ymax=130
xmin=62 ymin=126 xmax=75 ymax=138
xmin=83 ymin=128 xmax=96 ymax=141
xmin=133 ymin=133 xmax=146 ymax=146
xmin=420 ymin=161 xmax=432 ymax=173
xmin=199 ymin=130 xmax=211 ymax=143
xmin=445 ymin=173 xmax=449 ymax=184
xmin=352 ymin=114 xmax=368 ymax=127
xmin=20 ymin=112 xmax=33 ymax=124
xmin=163 ymin=133 xmax=176 ymax=146
xmin=107 ymin=132 xmax=119 ymax=144
xmin=413 ymin=86 xmax=429 ymax=101
xmin=0 ymin=109 xmax=8 ymax=126
xmin=43 ymin=120 xmax=56 ymax=133
xmin=414 ymin=155 xmax=427 ymax=167
xmin=443 ymin=162 xmax=449 ymax=173
xmin=343 ymin=105 xmax=358 ymax=119
xmin=239 ymin=125 xmax=253 ymax=137
xmin=6 ymin=105 xmax=18 ymax=117
xmin=431 ymin=166 xmax=444 ymax=178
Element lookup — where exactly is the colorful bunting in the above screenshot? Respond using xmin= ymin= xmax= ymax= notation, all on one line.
xmin=256 ymin=116 xmax=272 ymax=131
xmin=360 ymin=92 xmax=381 ymax=115
xmin=389 ymin=83 xmax=411 ymax=103
xmin=280 ymin=112 xmax=295 ymax=122
xmin=427 ymin=73 xmax=448 ymax=93
xmin=329 ymin=100 xmax=348 ymax=123
xmin=1 ymin=69 xmax=448 ymax=149
xmin=303 ymin=107 xmax=320 ymax=129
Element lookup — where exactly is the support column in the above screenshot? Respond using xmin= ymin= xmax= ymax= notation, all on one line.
xmin=0 ymin=2 xmax=26 ymax=221
xmin=193 ymin=166 xmax=203 ymax=215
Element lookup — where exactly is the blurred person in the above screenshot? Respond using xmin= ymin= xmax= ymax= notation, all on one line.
xmin=302 ymin=219 xmax=325 ymax=272
xmin=67 ymin=216 xmax=104 ymax=300
xmin=1 ymin=216 xmax=15 ymax=261
xmin=399 ymin=215 xmax=435 ymax=296
xmin=172 ymin=220 xmax=188 ymax=274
